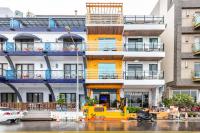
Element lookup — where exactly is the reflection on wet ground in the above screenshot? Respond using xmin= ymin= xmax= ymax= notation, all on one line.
xmin=0 ymin=120 xmax=200 ymax=132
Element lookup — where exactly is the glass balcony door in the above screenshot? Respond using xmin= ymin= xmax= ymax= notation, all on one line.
xmin=16 ymin=64 xmax=34 ymax=79
xmin=149 ymin=38 xmax=158 ymax=50
xmin=127 ymin=64 xmax=143 ymax=79
xmin=149 ymin=64 xmax=158 ymax=77
xmin=64 ymin=64 xmax=83 ymax=79
xmin=127 ymin=38 xmax=143 ymax=51
xmin=15 ymin=39 xmax=34 ymax=51
xmin=98 ymin=63 xmax=116 ymax=79
xmin=98 ymin=38 xmax=116 ymax=51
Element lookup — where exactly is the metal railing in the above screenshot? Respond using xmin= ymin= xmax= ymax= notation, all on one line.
xmin=86 ymin=42 xmax=124 ymax=51
xmin=125 ymin=71 xmax=164 ymax=80
xmin=1 ymin=42 xmax=85 ymax=52
xmin=5 ymin=70 xmax=84 ymax=80
xmin=124 ymin=42 xmax=164 ymax=52
xmin=86 ymin=71 xmax=123 ymax=79
xmin=124 ymin=15 xmax=164 ymax=24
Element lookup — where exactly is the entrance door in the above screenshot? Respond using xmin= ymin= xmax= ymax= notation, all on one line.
xmin=99 ymin=94 xmax=110 ymax=108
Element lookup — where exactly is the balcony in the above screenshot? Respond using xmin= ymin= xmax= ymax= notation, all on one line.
xmin=193 ymin=13 xmax=200 ymax=29
xmin=192 ymin=43 xmax=200 ymax=55
xmin=123 ymin=42 xmax=165 ymax=60
xmin=5 ymin=70 xmax=84 ymax=83
xmin=85 ymin=71 xmax=123 ymax=84
xmin=192 ymin=71 xmax=200 ymax=81
xmin=86 ymin=3 xmax=124 ymax=34
xmin=1 ymin=42 xmax=85 ymax=56
xmin=124 ymin=16 xmax=165 ymax=36
xmin=124 ymin=71 xmax=164 ymax=88
xmin=85 ymin=42 xmax=124 ymax=59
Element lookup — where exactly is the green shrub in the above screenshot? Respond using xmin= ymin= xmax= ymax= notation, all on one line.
xmin=127 ymin=106 xmax=142 ymax=113
xmin=85 ymin=96 xmax=98 ymax=106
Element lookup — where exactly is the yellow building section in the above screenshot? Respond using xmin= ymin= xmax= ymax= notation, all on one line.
xmin=86 ymin=59 xmax=123 ymax=79
xmin=87 ymin=34 xmax=123 ymax=51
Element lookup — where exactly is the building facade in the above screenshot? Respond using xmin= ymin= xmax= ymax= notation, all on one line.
xmin=0 ymin=3 xmax=165 ymax=110
xmin=152 ymin=0 xmax=200 ymax=102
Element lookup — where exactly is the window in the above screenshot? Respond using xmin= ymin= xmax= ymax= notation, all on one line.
xmin=1 ymin=93 xmax=17 ymax=102
xmin=0 ymin=63 xmax=8 ymax=76
xmin=98 ymin=63 xmax=116 ymax=79
xmin=194 ymin=63 xmax=200 ymax=77
xmin=16 ymin=64 xmax=34 ymax=79
xmin=0 ymin=39 xmax=4 ymax=51
xmin=172 ymin=90 xmax=198 ymax=102
xmin=15 ymin=39 xmax=34 ymax=51
xmin=64 ymin=64 xmax=83 ymax=79
xmin=127 ymin=38 xmax=143 ymax=51
xmin=27 ymin=93 xmax=43 ymax=103
xmin=98 ymin=38 xmax=116 ymax=51
xmin=59 ymin=93 xmax=76 ymax=104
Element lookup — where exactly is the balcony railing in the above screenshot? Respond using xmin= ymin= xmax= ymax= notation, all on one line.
xmin=193 ymin=14 xmax=200 ymax=29
xmin=192 ymin=43 xmax=200 ymax=55
xmin=2 ymin=42 xmax=85 ymax=52
xmin=124 ymin=15 xmax=164 ymax=24
xmin=125 ymin=71 xmax=164 ymax=80
xmin=5 ymin=70 xmax=84 ymax=80
xmin=86 ymin=71 xmax=123 ymax=79
xmin=86 ymin=42 xmax=124 ymax=51
xmin=124 ymin=42 xmax=164 ymax=52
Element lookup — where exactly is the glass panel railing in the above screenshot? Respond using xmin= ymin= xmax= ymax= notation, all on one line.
xmin=86 ymin=41 xmax=123 ymax=51
xmin=125 ymin=42 xmax=164 ymax=52
xmin=5 ymin=70 xmax=84 ymax=80
xmin=125 ymin=71 xmax=164 ymax=80
xmin=86 ymin=70 xmax=123 ymax=79
xmin=5 ymin=42 xmax=85 ymax=52
xmin=124 ymin=15 xmax=164 ymax=24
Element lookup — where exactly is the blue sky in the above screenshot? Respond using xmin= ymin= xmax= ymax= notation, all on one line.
xmin=0 ymin=0 xmax=159 ymax=15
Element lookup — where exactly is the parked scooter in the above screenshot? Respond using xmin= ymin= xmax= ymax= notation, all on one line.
xmin=137 ymin=110 xmax=155 ymax=122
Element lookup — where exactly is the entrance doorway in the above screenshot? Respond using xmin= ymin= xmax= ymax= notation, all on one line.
xmin=99 ymin=94 xmax=110 ymax=107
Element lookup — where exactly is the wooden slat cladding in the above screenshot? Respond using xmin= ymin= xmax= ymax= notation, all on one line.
xmin=87 ymin=26 xmax=124 ymax=34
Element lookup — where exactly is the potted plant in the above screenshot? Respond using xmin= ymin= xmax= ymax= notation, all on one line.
xmin=56 ymin=94 xmax=65 ymax=111
xmin=85 ymin=96 xmax=98 ymax=106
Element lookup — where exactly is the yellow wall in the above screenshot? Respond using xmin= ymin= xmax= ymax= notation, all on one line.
xmin=87 ymin=59 xmax=122 ymax=79
xmin=87 ymin=34 xmax=123 ymax=51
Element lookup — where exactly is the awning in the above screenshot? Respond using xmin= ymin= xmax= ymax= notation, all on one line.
xmin=58 ymin=33 xmax=84 ymax=41
xmin=13 ymin=33 xmax=41 ymax=41
xmin=0 ymin=34 xmax=8 ymax=41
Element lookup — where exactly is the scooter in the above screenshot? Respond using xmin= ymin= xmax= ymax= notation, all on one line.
xmin=137 ymin=110 xmax=155 ymax=122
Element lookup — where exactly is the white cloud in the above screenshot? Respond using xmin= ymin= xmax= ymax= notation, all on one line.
xmin=0 ymin=0 xmax=159 ymax=15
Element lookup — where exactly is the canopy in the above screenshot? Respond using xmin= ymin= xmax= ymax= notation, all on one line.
xmin=13 ymin=33 xmax=41 ymax=41
xmin=0 ymin=34 xmax=8 ymax=41
xmin=58 ymin=33 xmax=84 ymax=41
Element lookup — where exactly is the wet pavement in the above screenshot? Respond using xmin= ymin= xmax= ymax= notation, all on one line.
xmin=0 ymin=120 xmax=200 ymax=132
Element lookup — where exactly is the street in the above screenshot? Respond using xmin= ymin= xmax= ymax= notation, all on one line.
xmin=0 ymin=120 xmax=200 ymax=132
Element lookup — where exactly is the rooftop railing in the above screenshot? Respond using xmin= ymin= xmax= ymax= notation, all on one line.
xmin=124 ymin=15 xmax=164 ymax=24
